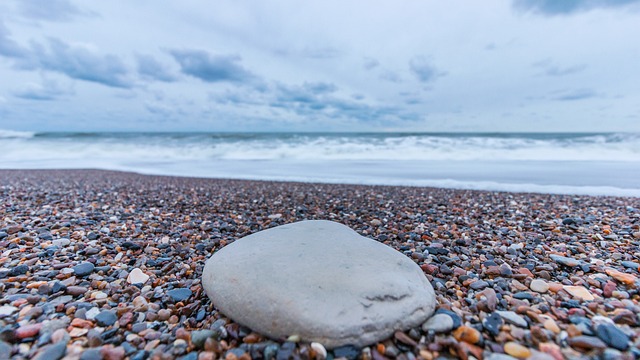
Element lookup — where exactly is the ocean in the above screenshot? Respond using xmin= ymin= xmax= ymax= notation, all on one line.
xmin=1 ymin=130 xmax=639 ymax=197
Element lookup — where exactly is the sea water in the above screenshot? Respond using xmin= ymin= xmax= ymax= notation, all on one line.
xmin=1 ymin=130 xmax=639 ymax=196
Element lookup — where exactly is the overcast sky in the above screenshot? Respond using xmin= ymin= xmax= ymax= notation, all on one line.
xmin=1 ymin=0 xmax=639 ymax=132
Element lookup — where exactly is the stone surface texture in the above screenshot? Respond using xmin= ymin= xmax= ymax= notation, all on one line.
xmin=202 ymin=220 xmax=436 ymax=348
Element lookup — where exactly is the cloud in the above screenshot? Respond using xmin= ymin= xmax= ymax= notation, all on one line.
xmin=363 ymin=57 xmax=380 ymax=70
xmin=0 ymin=20 xmax=27 ymax=58
xmin=169 ymin=49 xmax=255 ymax=84
xmin=533 ymin=60 xmax=587 ymax=76
xmin=513 ymin=0 xmax=640 ymax=15
xmin=136 ymin=54 xmax=177 ymax=82
xmin=300 ymin=46 xmax=342 ymax=59
xmin=12 ymin=79 xmax=73 ymax=101
xmin=268 ymin=81 xmax=415 ymax=124
xmin=409 ymin=56 xmax=445 ymax=84
xmin=553 ymin=88 xmax=598 ymax=101
xmin=26 ymin=38 xmax=132 ymax=88
xmin=0 ymin=23 xmax=131 ymax=88
xmin=17 ymin=0 xmax=94 ymax=22
xmin=379 ymin=70 xmax=402 ymax=83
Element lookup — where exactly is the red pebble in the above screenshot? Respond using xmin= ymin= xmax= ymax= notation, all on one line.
xmin=15 ymin=323 xmax=42 ymax=339
xmin=603 ymin=281 xmax=616 ymax=298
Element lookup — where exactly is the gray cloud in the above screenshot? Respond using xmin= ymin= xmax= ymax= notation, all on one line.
xmin=379 ymin=70 xmax=402 ymax=83
xmin=136 ymin=54 xmax=177 ymax=82
xmin=409 ymin=57 xmax=445 ymax=84
xmin=0 ymin=22 xmax=131 ymax=88
xmin=553 ymin=88 xmax=598 ymax=101
xmin=27 ymin=38 xmax=132 ymax=88
xmin=12 ymin=79 xmax=73 ymax=101
xmin=363 ymin=57 xmax=380 ymax=70
xmin=0 ymin=21 xmax=27 ymax=58
xmin=169 ymin=49 xmax=255 ymax=84
xmin=300 ymin=46 xmax=342 ymax=59
xmin=533 ymin=60 xmax=587 ymax=77
xmin=268 ymin=81 xmax=415 ymax=123
xmin=513 ymin=0 xmax=640 ymax=15
xmin=17 ymin=0 xmax=94 ymax=22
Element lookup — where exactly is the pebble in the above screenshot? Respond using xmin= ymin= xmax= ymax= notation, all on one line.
xmin=496 ymin=311 xmax=528 ymax=328
xmin=72 ymin=262 xmax=95 ymax=277
xmin=595 ymin=323 xmax=630 ymax=351
xmin=567 ymin=335 xmax=607 ymax=350
xmin=453 ymin=325 xmax=481 ymax=344
xmin=95 ymin=311 xmax=118 ymax=327
xmin=15 ymin=323 xmax=42 ymax=339
xmin=311 ymin=342 xmax=327 ymax=360
xmin=167 ymin=288 xmax=193 ymax=302
xmin=530 ymin=279 xmax=549 ymax=293
xmin=127 ymin=268 xmax=150 ymax=284
xmin=563 ymin=286 xmax=595 ymax=301
xmin=549 ymin=254 xmax=580 ymax=267
xmin=421 ymin=313 xmax=454 ymax=333
xmin=0 ymin=306 xmax=17 ymax=317
xmin=33 ymin=341 xmax=67 ymax=360
xmin=504 ymin=342 xmax=531 ymax=359
xmin=483 ymin=312 xmax=503 ymax=336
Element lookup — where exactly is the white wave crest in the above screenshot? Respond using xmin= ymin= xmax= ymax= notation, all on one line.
xmin=0 ymin=129 xmax=36 ymax=139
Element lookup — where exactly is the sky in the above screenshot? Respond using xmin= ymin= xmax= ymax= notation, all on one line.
xmin=0 ymin=0 xmax=639 ymax=132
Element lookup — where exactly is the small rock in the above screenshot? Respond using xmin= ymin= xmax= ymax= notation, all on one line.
xmin=95 ymin=311 xmax=118 ymax=327
xmin=167 ymin=288 xmax=193 ymax=302
xmin=15 ymin=323 xmax=42 ymax=339
xmin=469 ymin=280 xmax=489 ymax=290
xmin=66 ymin=286 xmax=88 ymax=296
xmin=127 ymin=268 xmax=150 ymax=285
xmin=496 ymin=311 xmax=528 ymax=328
xmin=0 ymin=306 xmax=18 ymax=317
xmin=483 ymin=312 xmax=503 ymax=336
xmin=101 ymin=344 xmax=126 ymax=360
xmin=73 ymin=262 xmax=95 ymax=277
xmin=504 ymin=342 xmax=531 ymax=359
xmin=530 ymin=279 xmax=549 ymax=293
xmin=310 ymin=342 xmax=327 ymax=360
xmin=33 ymin=341 xmax=67 ymax=360
xmin=422 ymin=313 xmax=454 ymax=333
xmin=191 ymin=330 xmax=216 ymax=349
xmin=453 ymin=325 xmax=481 ymax=344
xmin=605 ymin=268 xmax=637 ymax=286
xmin=563 ymin=286 xmax=595 ymax=301
xmin=595 ymin=323 xmax=630 ymax=351
xmin=550 ymin=254 xmax=580 ymax=267
xmin=332 ymin=345 xmax=359 ymax=360
xmin=567 ymin=335 xmax=607 ymax=350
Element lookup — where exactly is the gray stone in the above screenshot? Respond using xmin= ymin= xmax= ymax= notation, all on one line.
xmin=33 ymin=341 xmax=67 ymax=360
xmin=73 ymin=262 xmax=95 ymax=277
xmin=421 ymin=313 xmax=454 ymax=333
xmin=496 ymin=311 xmax=528 ymax=328
xmin=202 ymin=220 xmax=436 ymax=349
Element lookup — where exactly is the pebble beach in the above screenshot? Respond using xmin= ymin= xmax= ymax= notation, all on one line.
xmin=1 ymin=169 xmax=640 ymax=360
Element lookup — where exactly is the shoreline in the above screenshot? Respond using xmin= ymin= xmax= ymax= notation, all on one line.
xmin=1 ymin=169 xmax=640 ymax=359
xmin=1 ymin=168 xmax=639 ymax=199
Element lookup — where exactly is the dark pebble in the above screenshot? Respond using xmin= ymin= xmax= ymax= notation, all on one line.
xmin=166 ymin=288 xmax=192 ymax=302
xmin=483 ymin=312 xmax=503 ymax=336
xmin=276 ymin=342 xmax=296 ymax=360
xmin=436 ymin=309 xmax=462 ymax=329
xmin=333 ymin=345 xmax=359 ymax=360
xmin=80 ymin=348 xmax=102 ymax=360
xmin=33 ymin=341 xmax=67 ymax=360
xmin=95 ymin=311 xmax=117 ymax=327
xmin=595 ymin=323 xmax=630 ymax=351
xmin=9 ymin=264 xmax=29 ymax=276
xmin=73 ymin=262 xmax=95 ymax=277
xmin=130 ymin=350 xmax=149 ymax=360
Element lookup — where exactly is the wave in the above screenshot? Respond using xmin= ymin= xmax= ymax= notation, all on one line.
xmin=0 ymin=131 xmax=639 ymax=162
xmin=0 ymin=129 xmax=36 ymax=139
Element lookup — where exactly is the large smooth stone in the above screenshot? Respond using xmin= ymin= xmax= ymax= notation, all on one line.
xmin=202 ymin=220 xmax=436 ymax=348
